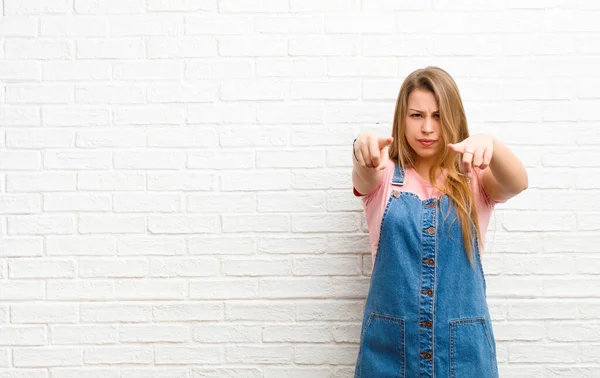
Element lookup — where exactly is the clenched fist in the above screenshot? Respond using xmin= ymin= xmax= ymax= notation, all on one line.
xmin=353 ymin=133 xmax=394 ymax=171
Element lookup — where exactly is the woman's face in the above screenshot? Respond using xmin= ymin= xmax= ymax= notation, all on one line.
xmin=404 ymin=89 xmax=442 ymax=164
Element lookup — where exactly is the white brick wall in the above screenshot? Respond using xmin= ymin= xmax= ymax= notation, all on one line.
xmin=0 ymin=0 xmax=598 ymax=377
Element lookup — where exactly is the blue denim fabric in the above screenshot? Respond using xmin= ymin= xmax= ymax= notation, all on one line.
xmin=354 ymin=163 xmax=499 ymax=378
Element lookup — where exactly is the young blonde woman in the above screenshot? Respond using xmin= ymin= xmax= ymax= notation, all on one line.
xmin=352 ymin=66 xmax=528 ymax=377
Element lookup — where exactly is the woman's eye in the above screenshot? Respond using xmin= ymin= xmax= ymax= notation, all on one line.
xmin=433 ymin=114 xmax=440 ymax=119
xmin=411 ymin=114 xmax=421 ymax=118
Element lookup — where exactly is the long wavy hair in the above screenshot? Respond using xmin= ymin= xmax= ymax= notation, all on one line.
xmin=388 ymin=66 xmax=480 ymax=265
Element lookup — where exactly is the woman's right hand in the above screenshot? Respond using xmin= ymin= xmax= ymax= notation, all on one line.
xmin=353 ymin=132 xmax=394 ymax=171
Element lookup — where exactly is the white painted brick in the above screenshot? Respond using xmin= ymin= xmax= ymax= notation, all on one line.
xmin=79 ymin=258 xmax=148 ymax=278
xmin=225 ymin=301 xmax=294 ymax=321
xmin=0 ymin=194 xmax=40 ymax=214
xmin=258 ymin=236 xmax=327 ymax=254
xmin=113 ymin=150 xmax=186 ymax=169
xmin=81 ymin=303 xmax=151 ymax=323
xmin=0 ymin=106 xmax=40 ymax=126
xmin=363 ymin=0 xmax=428 ymax=11
xmin=509 ymin=343 xmax=578 ymax=363
xmin=148 ymin=171 xmax=214 ymax=191
xmin=0 ymin=16 xmax=37 ymax=37
xmin=148 ymin=83 xmax=216 ymax=103
xmin=153 ymin=302 xmax=223 ymax=322
xmin=292 ymin=214 xmax=361 ymax=232
xmin=0 ymin=61 xmax=40 ymax=81
xmin=83 ymin=346 xmax=153 ymax=364
xmin=0 ymin=326 xmax=46 ymax=346
xmin=189 ymin=236 xmax=255 ymax=255
xmin=291 ymin=169 xmax=351 ymax=190
xmin=44 ymin=150 xmax=111 ymax=170
xmin=149 ymin=258 xmax=219 ymax=277
xmin=113 ymin=193 xmax=181 ymax=212
xmin=186 ymin=60 xmax=253 ymax=80
xmin=43 ymin=193 xmax=110 ymax=212
xmin=10 ymin=303 xmax=79 ymax=324
xmin=222 ymin=258 xmax=291 ymax=276
xmin=187 ymin=103 xmax=256 ymax=123
xmin=325 ymin=13 xmax=395 ymax=33
xmin=113 ymin=61 xmax=182 ymax=81
xmin=50 ymin=325 xmax=117 ymax=345
xmin=291 ymin=80 xmax=360 ymax=100
xmin=290 ymin=0 xmax=358 ymax=12
xmin=220 ymin=0 xmax=288 ymax=12
xmin=193 ymin=324 xmax=261 ymax=343
xmin=220 ymin=80 xmax=288 ymax=101
xmin=78 ymin=215 xmax=146 ymax=234
xmin=0 ymin=238 xmax=42 ymax=257
xmin=78 ymin=171 xmax=145 ymax=191
xmin=76 ymin=85 xmax=145 ymax=104
xmin=4 ymin=0 xmax=70 ymax=14
xmin=293 ymin=256 xmax=361 ymax=276
xmin=76 ymin=128 xmax=146 ymax=148
xmin=42 ymin=106 xmax=110 ymax=126
xmin=256 ymin=58 xmax=325 ymax=77
xmin=75 ymin=0 xmax=145 ymax=14
xmin=293 ymin=345 xmax=356 ymax=364
xmin=155 ymin=346 xmax=221 ymax=365
xmin=39 ymin=16 xmax=108 ymax=37
xmin=7 ymin=83 xmax=73 ymax=104
xmin=148 ymin=215 xmax=219 ymax=234
xmin=218 ymin=36 xmax=288 ymax=57
xmin=291 ymin=125 xmax=355 ymax=146
xmin=255 ymin=15 xmax=322 ymax=33
xmin=257 ymin=192 xmax=325 ymax=213
xmin=119 ymin=325 xmax=189 ymax=343
xmin=117 ymin=236 xmax=186 ymax=256
xmin=0 ymin=151 xmax=40 ymax=170
xmin=219 ymin=170 xmax=288 ymax=191
xmin=333 ymin=323 xmax=360 ymax=343
xmin=7 ymin=129 xmax=74 ymax=149
xmin=42 ymin=61 xmax=111 ymax=81
xmin=47 ymin=280 xmax=114 ymax=300
xmin=222 ymin=214 xmax=289 ymax=232
xmin=148 ymin=127 xmax=217 ymax=147
xmin=224 ymin=345 xmax=293 ymax=363
xmin=122 ymin=368 xmax=188 ymax=378
xmin=264 ymin=367 xmax=330 ymax=378
xmin=261 ymin=277 xmax=366 ymax=300
xmin=186 ymin=15 xmax=252 ymax=35
xmin=114 ymin=106 xmax=185 ymax=125
xmin=290 ymin=36 xmax=357 ymax=56
xmin=115 ymin=279 xmax=187 ymax=300
xmin=13 ymin=347 xmax=82 ymax=367
xmin=147 ymin=0 xmax=217 ymax=12
xmin=264 ymin=323 xmax=331 ymax=342
xmin=8 ymin=215 xmax=75 ymax=235
xmin=4 ymin=40 xmax=72 ymax=60
xmin=325 ymin=102 xmax=392 ymax=123
xmin=147 ymin=37 xmax=217 ymax=58
xmin=257 ymin=103 xmax=323 ymax=124
xmin=110 ymin=15 xmax=182 ymax=36
xmin=50 ymin=368 xmax=119 ymax=378
xmin=9 ymin=259 xmax=76 ymax=278
xmin=186 ymin=193 xmax=256 ymax=213
xmin=189 ymin=279 xmax=257 ymax=299
xmin=257 ymin=149 xmax=324 ymax=168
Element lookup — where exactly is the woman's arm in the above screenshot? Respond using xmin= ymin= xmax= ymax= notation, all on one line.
xmin=448 ymin=134 xmax=528 ymax=203
xmin=482 ymin=138 xmax=528 ymax=202
xmin=352 ymin=133 xmax=394 ymax=196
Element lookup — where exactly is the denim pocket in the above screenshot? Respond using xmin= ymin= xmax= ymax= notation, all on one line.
xmin=356 ymin=312 xmax=405 ymax=378
xmin=449 ymin=317 xmax=497 ymax=378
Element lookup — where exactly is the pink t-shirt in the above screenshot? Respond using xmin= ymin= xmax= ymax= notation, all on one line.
xmin=354 ymin=160 xmax=504 ymax=262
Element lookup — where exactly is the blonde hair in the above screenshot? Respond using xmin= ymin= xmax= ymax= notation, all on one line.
xmin=388 ymin=66 xmax=480 ymax=265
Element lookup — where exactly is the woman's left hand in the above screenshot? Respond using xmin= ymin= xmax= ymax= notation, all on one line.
xmin=448 ymin=134 xmax=495 ymax=177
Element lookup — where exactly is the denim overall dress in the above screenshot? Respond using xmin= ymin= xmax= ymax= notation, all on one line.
xmin=354 ymin=163 xmax=499 ymax=378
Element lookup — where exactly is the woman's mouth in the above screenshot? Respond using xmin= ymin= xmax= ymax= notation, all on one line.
xmin=419 ymin=139 xmax=436 ymax=147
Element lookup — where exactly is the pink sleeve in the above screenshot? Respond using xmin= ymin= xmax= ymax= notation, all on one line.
xmin=474 ymin=168 xmax=507 ymax=207
xmin=353 ymin=160 xmax=394 ymax=261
